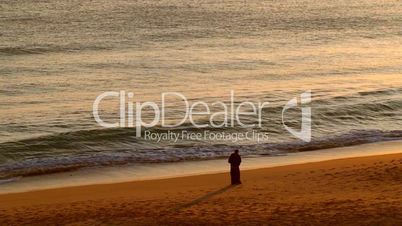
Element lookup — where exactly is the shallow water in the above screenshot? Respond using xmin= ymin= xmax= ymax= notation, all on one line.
xmin=1 ymin=140 xmax=401 ymax=194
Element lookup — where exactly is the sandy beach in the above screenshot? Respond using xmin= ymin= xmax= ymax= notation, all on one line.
xmin=0 ymin=153 xmax=401 ymax=226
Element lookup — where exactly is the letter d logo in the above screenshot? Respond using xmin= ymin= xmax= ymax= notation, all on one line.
xmin=282 ymin=90 xmax=311 ymax=142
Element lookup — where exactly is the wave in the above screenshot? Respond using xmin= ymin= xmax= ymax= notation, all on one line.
xmin=0 ymin=85 xmax=401 ymax=180
xmin=0 ymin=45 xmax=112 ymax=56
xmin=0 ymin=129 xmax=401 ymax=180
xmin=358 ymin=88 xmax=402 ymax=96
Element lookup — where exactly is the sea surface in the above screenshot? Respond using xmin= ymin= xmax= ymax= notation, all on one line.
xmin=0 ymin=0 xmax=401 ymax=179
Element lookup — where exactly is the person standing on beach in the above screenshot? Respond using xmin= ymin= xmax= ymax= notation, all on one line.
xmin=228 ymin=150 xmax=242 ymax=185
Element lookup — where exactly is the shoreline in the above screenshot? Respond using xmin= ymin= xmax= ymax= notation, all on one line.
xmin=1 ymin=152 xmax=401 ymax=225
xmin=2 ymin=130 xmax=401 ymax=185
xmin=0 ymin=140 xmax=401 ymax=194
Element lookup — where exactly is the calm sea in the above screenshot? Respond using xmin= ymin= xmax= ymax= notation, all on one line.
xmin=0 ymin=0 xmax=401 ymax=179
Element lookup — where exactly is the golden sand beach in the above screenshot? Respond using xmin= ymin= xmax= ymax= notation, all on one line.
xmin=1 ymin=153 xmax=401 ymax=226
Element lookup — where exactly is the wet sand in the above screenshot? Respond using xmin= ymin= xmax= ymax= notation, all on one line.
xmin=0 ymin=153 xmax=401 ymax=225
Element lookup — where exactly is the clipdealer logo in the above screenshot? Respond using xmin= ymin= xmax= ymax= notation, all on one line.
xmin=93 ymin=90 xmax=311 ymax=142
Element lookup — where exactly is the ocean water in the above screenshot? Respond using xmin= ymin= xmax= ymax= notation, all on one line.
xmin=0 ymin=0 xmax=401 ymax=179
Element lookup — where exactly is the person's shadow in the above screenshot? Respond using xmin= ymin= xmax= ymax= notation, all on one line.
xmin=174 ymin=185 xmax=235 ymax=211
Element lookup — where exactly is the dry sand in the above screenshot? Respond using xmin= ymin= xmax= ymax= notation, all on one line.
xmin=0 ymin=153 xmax=401 ymax=226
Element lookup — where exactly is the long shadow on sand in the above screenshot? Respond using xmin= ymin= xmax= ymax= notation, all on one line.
xmin=174 ymin=185 xmax=235 ymax=210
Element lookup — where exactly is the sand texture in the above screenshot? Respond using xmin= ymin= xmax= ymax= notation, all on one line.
xmin=0 ymin=153 xmax=401 ymax=226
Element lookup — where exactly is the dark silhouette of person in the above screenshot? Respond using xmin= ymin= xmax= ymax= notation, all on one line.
xmin=228 ymin=149 xmax=241 ymax=185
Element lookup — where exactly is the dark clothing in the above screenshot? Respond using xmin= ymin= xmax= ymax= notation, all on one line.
xmin=230 ymin=166 xmax=240 ymax=185
xmin=228 ymin=153 xmax=241 ymax=185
